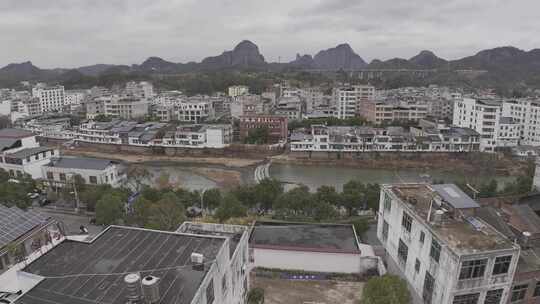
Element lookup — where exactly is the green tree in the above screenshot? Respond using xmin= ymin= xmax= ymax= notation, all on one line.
xmin=253 ymin=178 xmax=284 ymax=211
xmin=214 ymin=193 xmax=247 ymax=223
xmin=351 ymin=218 xmax=370 ymax=238
xmin=126 ymin=166 xmax=152 ymax=192
xmin=202 ymin=188 xmax=221 ymax=210
xmin=274 ymin=185 xmax=313 ymax=218
xmin=247 ymin=287 xmax=265 ymax=304
xmin=341 ymin=180 xmax=366 ymax=216
xmin=155 ymin=171 xmax=172 ymax=190
xmin=479 ymin=179 xmax=498 ymax=197
xmin=244 ymin=127 xmax=270 ymax=144
xmin=364 ymin=183 xmax=381 ymax=211
xmin=95 ymin=193 xmax=125 ymax=225
xmin=316 ymin=185 xmax=340 ymax=207
xmin=362 ymin=275 xmax=411 ymax=304
xmin=145 ymin=192 xmax=186 ymax=231
xmin=312 ymin=200 xmax=338 ymax=221
xmin=79 ymin=184 xmax=112 ymax=211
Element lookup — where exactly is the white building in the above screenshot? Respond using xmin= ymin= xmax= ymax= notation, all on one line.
xmin=453 ymin=98 xmax=519 ymax=152
xmin=250 ymin=221 xmax=380 ymax=275
xmin=378 ymin=183 xmax=520 ymax=304
xmin=42 ymin=157 xmax=123 ymax=187
xmin=0 ymin=128 xmax=58 ymax=179
xmin=228 ymin=85 xmax=249 ymax=97
xmin=161 ymin=124 xmax=232 ymax=148
xmin=65 ymin=90 xmax=87 ymax=111
xmin=333 ymin=85 xmax=375 ymax=119
xmin=502 ymin=99 xmax=540 ymax=146
xmin=175 ymin=99 xmax=214 ymax=123
xmin=32 ymin=84 xmax=65 ymax=113
xmin=230 ymin=94 xmax=264 ymax=118
xmin=126 ymin=81 xmax=154 ymax=99
xmin=104 ymin=96 xmax=149 ymax=119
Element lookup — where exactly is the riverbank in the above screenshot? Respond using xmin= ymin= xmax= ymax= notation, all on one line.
xmin=272 ymin=152 xmax=527 ymax=177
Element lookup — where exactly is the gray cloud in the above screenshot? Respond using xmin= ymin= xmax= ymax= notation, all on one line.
xmin=0 ymin=0 xmax=539 ymax=68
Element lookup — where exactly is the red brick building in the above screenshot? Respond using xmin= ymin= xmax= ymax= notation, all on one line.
xmin=239 ymin=115 xmax=288 ymax=143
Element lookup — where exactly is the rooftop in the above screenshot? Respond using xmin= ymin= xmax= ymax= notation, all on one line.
xmin=5 ymin=147 xmax=54 ymax=160
xmin=16 ymin=226 xmax=225 ymax=304
xmin=250 ymin=221 xmax=360 ymax=254
xmin=177 ymin=222 xmax=247 ymax=258
xmin=387 ymin=184 xmax=515 ymax=255
xmin=0 ymin=205 xmax=50 ymax=250
xmin=45 ymin=157 xmax=117 ymax=171
xmin=0 ymin=128 xmax=34 ymax=139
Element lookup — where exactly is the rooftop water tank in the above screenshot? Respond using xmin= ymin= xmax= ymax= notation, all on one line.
xmin=142 ymin=275 xmax=160 ymax=304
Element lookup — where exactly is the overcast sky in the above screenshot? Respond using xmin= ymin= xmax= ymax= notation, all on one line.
xmin=1 ymin=0 xmax=539 ymax=68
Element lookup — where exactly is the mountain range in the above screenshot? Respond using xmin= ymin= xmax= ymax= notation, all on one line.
xmin=1 ymin=40 xmax=540 ymax=88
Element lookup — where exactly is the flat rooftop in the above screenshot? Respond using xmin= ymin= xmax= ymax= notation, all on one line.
xmin=177 ymin=222 xmax=246 ymax=258
xmin=45 ymin=157 xmax=116 ymax=171
xmin=250 ymin=221 xmax=360 ymax=254
xmin=16 ymin=226 xmax=225 ymax=304
xmin=388 ymin=184 xmax=515 ymax=255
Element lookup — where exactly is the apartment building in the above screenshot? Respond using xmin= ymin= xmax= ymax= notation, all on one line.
xmin=125 ymin=81 xmax=154 ymax=99
xmin=104 ymin=96 xmax=149 ymax=119
xmin=64 ymin=89 xmax=87 ymax=111
xmin=290 ymin=124 xmax=480 ymax=153
xmin=239 ymin=115 xmax=288 ymax=143
xmin=502 ymin=99 xmax=540 ymax=146
xmin=175 ymin=99 xmax=214 ymax=123
xmin=228 ymin=85 xmax=249 ymax=97
xmin=428 ymin=98 xmax=455 ymax=121
xmin=333 ymin=85 xmax=375 ymax=119
xmin=161 ymin=124 xmax=232 ymax=148
xmin=378 ymin=183 xmax=520 ymax=304
xmin=22 ymin=116 xmax=74 ymax=140
xmin=75 ymin=120 xmax=126 ymax=144
xmin=361 ymin=100 xmax=429 ymax=124
xmin=32 ymin=84 xmax=65 ymax=113
xmin=453 ymin=98 xmax=519 ymax=152
xmin=230 ymin=94 xmax=264 ymax=118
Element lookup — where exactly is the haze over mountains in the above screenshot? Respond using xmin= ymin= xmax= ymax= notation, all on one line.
xmin=1 ymin=40 xmax=540 ymax=84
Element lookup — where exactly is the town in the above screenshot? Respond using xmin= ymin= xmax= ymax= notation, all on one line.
xmin=2 ymin=1 xmax=540 ymax=303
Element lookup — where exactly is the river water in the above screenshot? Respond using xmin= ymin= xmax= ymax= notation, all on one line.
xmin=139 ymin=162 xmax=515 ymax=192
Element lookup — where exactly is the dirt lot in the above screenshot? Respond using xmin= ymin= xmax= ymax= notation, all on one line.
xmin=251 ymin=276 xmax=364 ymax=304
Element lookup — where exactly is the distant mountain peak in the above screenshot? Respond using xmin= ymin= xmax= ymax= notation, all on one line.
xmin=200 ymin=40 xmax=266 ymax=69
xmin=313 ymin=43 xmax=366 ymax=70
xmin=409 ymin=50 xmax=446 ymax=68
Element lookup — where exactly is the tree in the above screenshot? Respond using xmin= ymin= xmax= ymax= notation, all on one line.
xmin=362 ymin=275 xmax=411 ymax=304
xmin=79 ymin=184 xmax=112 ymax=211
xmin=247 ymin=287 xmax=264 ymax=304
xmin=94 ymin=114 xmax=112 ymax=122
xmin=316 ymin=185 xmax=340 ymax=207
xmin=125 ymin=166 xmax=152 ymax=192
xmin=145 ymin=192 xmax=186 ymax=231
xmin=95 ymin=193 xmax=125 ymax=225
xmin=244 ymin=127 xmax=270 ymax=144
xmin=312 ymin=200 xmax=338 ymax=221
xmin=214 ymin=193 xmax=247 ymax=223
xmin=364 ymin=183 xmax=381 ymax=211
xmin=155 ymin=171 xmax=172 ymax=190
xmin=351 ymin=218 xmax=370 ymax=238
xmin=202 ymin=188 xmax=221 ymax=210
xmin=274 ymin=185 xmax=313 ymax=218
xmin=479 ymin=179 xmax=498 ymax=197
xmin=253 ymin=178 xmax=284 ymax=211
xmin=341 ymin=180 xmax=366 ymax=216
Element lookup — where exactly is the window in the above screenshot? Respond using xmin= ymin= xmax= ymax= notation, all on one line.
xmin=511 ymin=284 xmax=528 ymax=302
xmin=59 ymin=173 xmax=66 ymax=181
xmin=415 ymin=259 xmax=421 ymax=273
xmin=534 ymin=282 xmax=540 ymax=297
xmin=398 ymin=239 xmax=408 ymax=266
xmin=420 ymin=231 xmax=425 ymax=244
xmin=423 ymin=272 xmax=435 ymax=304
xmin=384 ymin=193 xmax=392 ymax=211
xmin=430 ymin=239 xmax=441 ymax=263
xmin=206 ymin=280 xmax=215 ymax=304
xmin=492 ymin=256 xmax=512 ymax=275
xmin=459 ymin=259 xmax=487 ymax=280
xmin=402 ymin=212 xmax=413 ymax=233
xmin=452 ymin=293 xmax=479 ymax=304
xmin=89 ymin=176 xmax=97 ymax=184
xmin=382 ymin=220 xmax=389 ymax=241
xmin=46 ymin=172 xmax=54 ymax=180
xmin=485 ymin=289 xmax=503 ymax=304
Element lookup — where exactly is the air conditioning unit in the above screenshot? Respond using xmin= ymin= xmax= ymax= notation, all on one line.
xmin=191 ymin=252 xmax=204 ymax=264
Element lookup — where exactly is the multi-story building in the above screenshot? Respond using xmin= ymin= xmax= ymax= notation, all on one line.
xmin=502 ymin=99 xmax=540 ymax=146
xmin=125 ymin=81 xmax=154 ymax=99
xmin=175 ymin=99 xmax=214 ymax=123
xmin=75 ymin=120 xmax=126 ymax=144
xmin=161 ymin=124 xmax=232 ymax=148
xmin=228 ymin=85 xmax=249 ymax=97
xmin=0 ymin=128 xmax=58 ymax=179
xmin=9 ymin=97 xmax=41 ymax=122
xmin=43 ymin=156 xmax=123 ymax=187
xmin=239 ymin=115 xmax=288 ymax=143
xmin=453 ymin=98 xmax=519 ymax=152
xmin=84 ymin=98 xmax=106 ymax=119
xmin=333 ymin=85 xmax=375 ymax=119
xmin=104 ymin=96 xmax=149 ymax=120
xmin=428 ymin=98 xmax=455 ymax=121
xmin=65 ymin=89 xmax=87 ymax=111
xmin=378 ymin=183 xmax=520 ymax=304
xmin=230 ymin=94 xmax=264 ymax=118
xmin=361 ymin=100 xmax=429 ymax=124
xmin=2 ymin=224 xmax=249 ymax=304
xmin=22 ymin=116 xmax=74 ymax=140
xmin=32 ymin=84 xmax=65 ymax=113
xmin=290 ymin=124 xmax=480 ymax=153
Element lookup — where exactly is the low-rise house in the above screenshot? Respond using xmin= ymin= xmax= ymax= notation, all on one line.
xmin=42 ymin=157 xmax=123 ymax=187
xmin=161 ymin=124 xmax=232 ymax=148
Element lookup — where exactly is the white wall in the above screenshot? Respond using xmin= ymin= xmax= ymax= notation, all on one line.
xmin=252 ymin=248 xmax=362 ymax=274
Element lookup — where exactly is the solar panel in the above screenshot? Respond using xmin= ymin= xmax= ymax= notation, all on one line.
xmin=0 ymin=204 xmax=49 ymax=248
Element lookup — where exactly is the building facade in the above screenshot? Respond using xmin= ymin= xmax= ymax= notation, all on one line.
xmin=333 ymin=85 xmax=375 ymax=119
xmin=32 ymin=84 xmax=65 ymax=113
xmin=239 ymin=115 xmax=288 ymax=143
